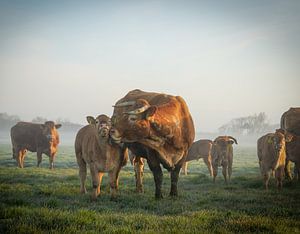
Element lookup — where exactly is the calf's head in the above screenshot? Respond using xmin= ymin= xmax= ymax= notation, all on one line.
xmin=87 ymin=114 xmax=111 ymax=138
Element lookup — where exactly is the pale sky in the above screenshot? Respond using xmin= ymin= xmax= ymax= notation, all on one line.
xmin=0 ymin=0 xmax=299 ymax=132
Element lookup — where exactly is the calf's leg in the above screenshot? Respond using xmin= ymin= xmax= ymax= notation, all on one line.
xmin=134 ymin=156 xmax=144 ymax=193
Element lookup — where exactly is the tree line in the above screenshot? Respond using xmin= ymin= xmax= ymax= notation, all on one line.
xmin=218 ymin=112 xmax=279 ymax=135
xmin=0 ymin=113 xmax=82 ymax=131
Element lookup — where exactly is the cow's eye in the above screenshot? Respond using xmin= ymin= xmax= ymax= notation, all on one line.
xmin=129 ymin=115 xmax=137 ymax=122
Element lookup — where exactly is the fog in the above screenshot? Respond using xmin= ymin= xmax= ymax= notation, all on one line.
xmin=1 ymin=1 xmax=300 ymax=135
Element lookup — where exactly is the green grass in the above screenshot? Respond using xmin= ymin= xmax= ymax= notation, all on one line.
xmin=0 ymin=144 xmax=299 ymax=233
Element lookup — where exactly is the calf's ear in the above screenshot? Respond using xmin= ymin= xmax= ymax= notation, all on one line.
xmin=55 ymin=124 xmax=62 ymax=129
xmin=86 ymin=116 xmax=96 ymax=125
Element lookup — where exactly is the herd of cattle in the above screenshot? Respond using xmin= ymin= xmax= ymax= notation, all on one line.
xmin=9 ymin=89 xmax=300 ymax=200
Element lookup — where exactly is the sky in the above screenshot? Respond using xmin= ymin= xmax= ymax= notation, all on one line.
xmin=0 ymin=0 xmax=299 ymax=132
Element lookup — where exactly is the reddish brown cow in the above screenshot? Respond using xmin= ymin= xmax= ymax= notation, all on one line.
xmin=257 ymin=129 xmax=293 ymax=189
xmin=75 ymin=115 xmax=128 ymax=201
xmin=181 ymin=139 xmax=213 ymax=176
xmin=110 ymin=89 xmax=195 ymax=199
xmin=211 ymin=136 xmax=237 ymax=184
xmin=10 ymin=121 xmax=61 ymax=169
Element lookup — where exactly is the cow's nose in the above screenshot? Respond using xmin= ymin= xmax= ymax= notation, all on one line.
xmin=110 ymin=129 xmax=116 ymax=134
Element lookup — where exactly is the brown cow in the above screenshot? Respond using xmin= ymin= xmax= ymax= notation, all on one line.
xmin=257 ymin=129 xmax=293 ymax=190
xmin=10 ymin=121 xmax=62 ymax=169
xmin=280 ymin=107 xmax=300 ymax=180
xmin=110 ymin=89 xmax=195 ymax=199
xmin=211 ymin=136 xmax=237 ymax=184
xmin=181 ymin=139 xmax=213 ymax=176
xmin=75 ymin=115 xmax=128 ymax=201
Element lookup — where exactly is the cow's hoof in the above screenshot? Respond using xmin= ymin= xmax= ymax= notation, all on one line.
xmin=169 ymin=191 xmax=178 ymax=197
xmin=155 ymin=193 xmax=163 ymax=200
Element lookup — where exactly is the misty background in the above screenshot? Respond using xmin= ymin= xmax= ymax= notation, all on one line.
xmin=1 ymin=1 xmax=300 ymax=145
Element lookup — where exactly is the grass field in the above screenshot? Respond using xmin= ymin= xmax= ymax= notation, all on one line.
xmin=0 ymin=143 xmax=299 ymax=233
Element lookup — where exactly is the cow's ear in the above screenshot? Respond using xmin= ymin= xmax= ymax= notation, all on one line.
xmin=55 ymin=124 xmax=62 ymax=129
xmin=86 ymin=116 xmax=96 ymax=125
xmin=145 ymin=106 xmax=157 ymax=119
xmin=228 ymin=140 xmax=235 ymax=145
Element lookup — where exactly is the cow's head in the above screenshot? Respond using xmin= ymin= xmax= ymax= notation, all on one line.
xmin=212 ymin=136 xmax=237 ymax=167
xmin=40 ymin=121 xmax=61 ymax=168
xmin=110 ymin=99 xmax=154 ymax=143
xmin=87 ymin=114 xmax=111 ymax=138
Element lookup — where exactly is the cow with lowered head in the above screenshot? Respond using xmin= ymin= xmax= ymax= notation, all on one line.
xmin=10 ymin=121 xmax=62 ymax=169
xmin=257 ymin=129 xmax=293 ymax=190
xmin=110 ymin=89 xmax=195 ymax=199
xmin=75 ymin=114 xmax=128 ymax=201
xmin=211 ymin=136 xmax=238 ymax=184
xmin=181 ymin=139 xmax=214 ymax=176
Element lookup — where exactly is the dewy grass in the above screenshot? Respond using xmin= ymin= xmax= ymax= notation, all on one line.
xmin=0 ymin=143 xmax=299 ymax=233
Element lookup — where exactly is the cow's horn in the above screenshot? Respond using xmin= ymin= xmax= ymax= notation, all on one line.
xmin=228 ymin=136 xmax=238 ymax=144
xmin=113 ymin=101 xmax=136 ymax=108
xmin=125 ymin=105 xmax=150 ymax=115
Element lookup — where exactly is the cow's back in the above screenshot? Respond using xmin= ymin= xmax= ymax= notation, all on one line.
xmin=281 ymin=107 xmax=300 ymax=136
xmin=186 ymin=140 xmax=212 ymax=161
xmin=11 ymin=122 xmax=42 ymax=151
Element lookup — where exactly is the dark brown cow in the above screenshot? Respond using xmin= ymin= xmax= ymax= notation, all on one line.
xmin=181 ymin=139 xmax=213 ymax=176
xmin=110 ymin=89 xmax=195 ymax=199
xmin=257 ymin=129 xmax=293 ymax=189
xmin=280 ymin=107 xmax=300 ymax=180
xmin=10 ymin=121 xmax=61 ymax=169
xmin=211 ymin=136 xmax=237 ymax=184
xmin=75 ymin=115 xmax=128 ymax=201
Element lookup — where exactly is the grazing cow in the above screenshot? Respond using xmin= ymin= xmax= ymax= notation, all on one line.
xmin=10 ymin=121 xmax=62 ymax=169
xmin=75 ymin=115 xmax=128 ymax=201
xmin=257 ymin=129 xmax=293 ymax=190
xmin=280 ymin=107 xmax=300 ymax=180
xmin=211 ymin=136 xmax=237 ymax=184
xmin=181 ymin=139 xmax=213 ymax=176
xmin=110 ymin=89 xmax=195 ymax=199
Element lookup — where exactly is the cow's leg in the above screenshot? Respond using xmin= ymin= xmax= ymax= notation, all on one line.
xmin=170 ymin=165 xmax=181 ymax=197
xmin=294 ymin=163 xmax=300 ymax=181
xmin=76 ymin=157 xmax=87 ymax=194
xmin=97 ymin=172 xmax=104 ymax=195
xmin=181 ymin=161 xmax=188 ymax=175
xmin=90 ymin=163 xmax=99 ymax=201
xmin=49 ymin=155 xmax=55 ymax=169
xmin=17 ymin=148 xmax=25 ymax=168
xmin=109 ymin=170 xmax=119 ymax=200
xmin=284 ymin=159 xmax=292 ymax=180
xmin=213 ymin=165 xmax=218 ymax=183
xmin=263 ymin=171 xmax=271 ymax=190
xmin=222 ymin=162 xmax=229 ymax=184
xmin=228 ymin=159 xmax=233 ymax=182
xmin=203 ymin=156 xmax=213 ymax=177
xmin=20 ymin=149 xmax=27 ymax=168
xmin=37 ymin=150 xmax=42 ymax=167
xmin=147 ymin=153 xmax=163 ymax=199
xmin=134 ymin=156 xmax=144 ymax=193
xmin=275 ymin=166 xmax=284 ymax=190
